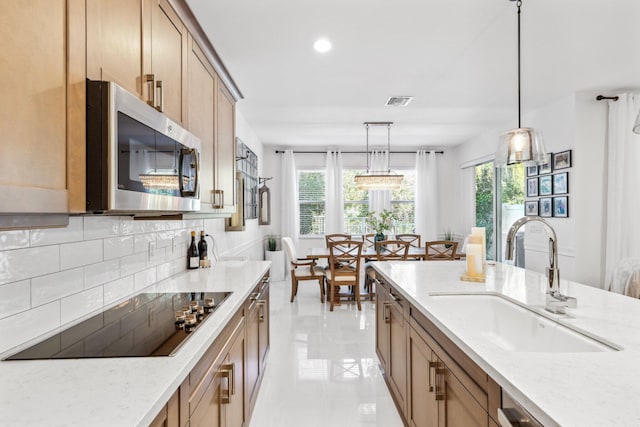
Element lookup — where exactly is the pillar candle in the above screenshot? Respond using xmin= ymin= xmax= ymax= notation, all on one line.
xmin=471 ymin=227 xmax=486 ymax=261
xmin=466 ymin=243 xmax=483 ymax=276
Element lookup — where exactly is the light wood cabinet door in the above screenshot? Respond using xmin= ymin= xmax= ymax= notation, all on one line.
xmin=190 ymin=370 xmax=222 ymax=427
xmin=375 ymin=282 xmax=390 ymax=372
xmin=148 ymin=0 xmax=187 ymax=124
xmin=0 ymin=0 xmax=86 ymax=214
xmin=86 ymin=0 xmax=145 ymax=97
xmin=258 ymin=283 xmax=270 ymax=369
xmin=215 ymin=78 xmax=236 ymax=212
xmin=224 ymin=326 xmax=245 ymax=427
xmin=409 ymin=327 xmax=438 ymax=427
xmin=245 ymin=296 xmax=260 ymax=410
xmin=388 ymin=293 xmax=407 ymax=415
xmin=187 ymin=37 xmax=216 ymax=209
xmin=439 ymin=363 xmax=488 ymax=427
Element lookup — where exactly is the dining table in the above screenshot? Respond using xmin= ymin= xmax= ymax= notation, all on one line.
xmin=306 ymin=246 xmax=427 ymax=260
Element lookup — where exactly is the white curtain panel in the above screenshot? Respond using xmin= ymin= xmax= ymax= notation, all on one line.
xmin=604 ymin=93 xmax=640 ymax=282
xmin=281 ymin=150 xmax=300 ymax=248
xmin=325 ymin=150 xmax=345 ymax=234
xmin=415 ymin=150 xmax=439 ymax=240
xmin=368 ymin=150 xmax=391 ymax=213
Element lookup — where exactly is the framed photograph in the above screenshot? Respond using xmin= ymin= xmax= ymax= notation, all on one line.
xmin=539 ymin=197 xmax=552 ymax=217
xmin=539 ymin=175 xmax=552 ymax=196
xmin=539 ymin=153 xmax=553 ymax=174
xmin=553 ymin=172 xmax=569 ymax=194
xmin=525 ymin=200 xmax=539 ymax=216
xmin=526 ymin=165 xmax=539 ymax=177
xmin=553 ymin=196 xmax=569 ymax=217
xmin=553 ymin=150 xmax=572 ymax=170
xmin=526 ymin=177 xmax=538 ymax=197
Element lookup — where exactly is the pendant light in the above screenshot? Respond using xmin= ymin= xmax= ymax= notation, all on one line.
xmin=495 ymin=0 xmax=547 ymax=168
xmin=354 ymin=122 xmax=404 ymax=190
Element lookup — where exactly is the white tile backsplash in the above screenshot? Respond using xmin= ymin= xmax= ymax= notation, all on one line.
xmin=60 ymin=240 xmax=104 ymax=270
xmin=31 ymin=267 xmax=85 ymax=307
xmin=0 ymin=280 xmax=31 ymax=319
xmin=0 ymin=215 xmax=259 ymax=355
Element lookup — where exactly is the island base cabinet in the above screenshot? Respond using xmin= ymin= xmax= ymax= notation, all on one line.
xmin=246 ymin=273 xmax=270 ymax=422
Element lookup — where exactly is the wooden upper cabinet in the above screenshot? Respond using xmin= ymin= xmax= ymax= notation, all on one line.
xmin=0 ymin=0 xmax=85 ymax=214
xmin=87 ymin=0 xmax=186 ymax=124
xmin=215 ymin=79 xmax=237 ymax=212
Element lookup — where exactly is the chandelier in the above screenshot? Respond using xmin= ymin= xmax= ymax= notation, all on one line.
xmin=495 ymin=0 xmax=547 ymax=167
xmin=354 ymin=122 xmax=404 ymax=190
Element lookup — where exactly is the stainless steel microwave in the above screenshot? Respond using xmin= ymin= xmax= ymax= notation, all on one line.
xmin=86 ymin=80 xmax=200 ymax=213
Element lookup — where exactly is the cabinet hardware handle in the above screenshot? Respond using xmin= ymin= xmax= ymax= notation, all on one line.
xmin=428 ymin=361 xmax=437 ymax=392
xmin=220 ymin=363 xmax=234 ymax=403
xmin=383 ymin=302 xmax=391 ymax=323
xmin=435 ymin=367 xmax=446 ymax=401
xmin=257 ymin=300 xmax=266 ymax=322
xmin=212 ymin=189 xmax=224 ymax=208
xmin=390 ymin=292 xmax=401 ymax=302
xmin=250 ymin=292 xmax=260 ymax=301
xmin=145 ymin=74 xmax=155 ymax=107
xmin=155 ymin=80 xmax=164 ymax=112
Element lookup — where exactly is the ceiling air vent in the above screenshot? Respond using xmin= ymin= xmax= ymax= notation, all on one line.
xmin=385 ymin=96 xmax=413 ymax=107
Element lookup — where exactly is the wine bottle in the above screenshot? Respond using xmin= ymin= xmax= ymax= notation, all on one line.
xmin=198 ymin=231 xmax=208 ymax=261
xmin=187 ymin=231 xmax=199 ymax=269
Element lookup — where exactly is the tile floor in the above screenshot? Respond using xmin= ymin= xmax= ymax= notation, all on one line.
xmin=248 ymin=278 xmax=404 ymax=427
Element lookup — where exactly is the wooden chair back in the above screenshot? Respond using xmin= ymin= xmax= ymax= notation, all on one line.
xmin=362 ymin=234 xmax=376 ymax=249
xmin=325 ymin=233 xmax=351 ymax=247
xmin=374 ymin=240 xmax=410 ymax=261
xmin=424 ymin=240 xmax=458 ymax=260
xmin=327 ymin=240 xmax=362 ymax=284
xmin=396 ymin=234 xmax=421 ymax=248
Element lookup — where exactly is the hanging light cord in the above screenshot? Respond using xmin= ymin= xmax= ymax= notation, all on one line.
xmin=516 ymin=0 xmax=522 ymax=128
xmin=365 ymin=123 xmax=370 ymax=173
xmin=387 ymin=123 xmax=391 ymax=173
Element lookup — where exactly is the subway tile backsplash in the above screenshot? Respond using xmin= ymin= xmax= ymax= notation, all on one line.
xmin=0 ymin=216 xmax=205 ymax=355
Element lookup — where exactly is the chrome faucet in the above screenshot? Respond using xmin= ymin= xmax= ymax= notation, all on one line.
xmin=505 ymin=216 xmax=577 ymax=314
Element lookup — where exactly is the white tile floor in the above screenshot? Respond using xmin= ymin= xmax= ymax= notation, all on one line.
xmin=249 ymin=279 xmax=404 ymax=427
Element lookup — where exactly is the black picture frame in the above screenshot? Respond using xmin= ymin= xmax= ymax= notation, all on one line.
xmin=553 ymin=196 xmax=569 ymax=217
xmin=539 ymin=153 xmax=553 ymax=174
xmin=526 ymin=165 xmax=539 ymax=177
xmin=539 ymin=175 xmax=552 ymax=196
xmin=539 ymin=197 xmax=552 ymax=217
xmin=553 ymin=172 xmax=569 ymax=195
xmin=525 ymin=201 xmax=539 ymax=216
xmin=526 ymin=178 xmax=539 ymax=197
xmin=553 ymin=150 xmax=572 ymax=170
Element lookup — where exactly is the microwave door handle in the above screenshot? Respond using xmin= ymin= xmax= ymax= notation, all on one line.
xmin=179 ymin=148 xmax=198 ymax=197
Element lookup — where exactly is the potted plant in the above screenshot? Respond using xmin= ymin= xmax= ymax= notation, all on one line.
xmin=366 ymin=210 xmax=398 ymax=243
xmin=264 ymin=234 xmax=284 ymax=280
xmin=443 ymin=228 xmax=455 ymax=248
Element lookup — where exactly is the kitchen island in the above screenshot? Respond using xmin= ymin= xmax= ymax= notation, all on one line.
xmin=372 ymin=260 xmax=640 ymax=426
xmin=0 ymin=260 xmax=270 ymax=427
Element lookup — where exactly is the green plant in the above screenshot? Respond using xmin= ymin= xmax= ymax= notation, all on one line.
xmin=267 ymin=237 xmax=277 ymax=251
xmin=366 ymin=209 xmax=398 ymax=235
xmin=443 ymin=228 xmax=454 ymax=240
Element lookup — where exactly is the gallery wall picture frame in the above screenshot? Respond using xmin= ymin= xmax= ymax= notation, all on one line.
xmin=539 ymin=153 xmax=553 ymax=174
xmin=526 ymin=165 xmax=539 ymax=177
xmin=526 ymin=177 xmax=539 ymax=197
xmin=553 ymin=172 xmax=569 ymax=195
xmin=539 ymin=175 xmax=552 ymax=196
xmin=553 ymin=196 xmax=569 ymax=217
xmin=525 ymin=200 xmax=539 ymax=216
xmin=539 ymin=197 xmax=553 ymax=217
xmin=553 ymin=150 xmax=572 ymax=170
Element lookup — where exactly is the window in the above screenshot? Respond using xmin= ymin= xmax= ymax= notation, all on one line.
xmin=298 ymin=171 xmax=325 ymax=235
xmin=297 ymin=169 xmax=416 ymax=236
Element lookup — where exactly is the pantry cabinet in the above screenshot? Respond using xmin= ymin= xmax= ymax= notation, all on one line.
xmin=87 ymin=0 xmax=186 ymax=124
xmin=0 ymin=0 xmax=85 ymax=217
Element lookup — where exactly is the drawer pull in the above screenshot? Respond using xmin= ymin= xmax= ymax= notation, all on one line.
xmin=428 ymin=361 xmax=437 ymax=392
xmin=435 ymin=367 xmax=446 ymax=401
xmin=155 ymin=79 xmax=164 ymax=112
xmin=145 ymin=74 xmax=155 ymax=107
xmin=383 ymin=302 xmax=391 ymax=323
xmin=220 ymin=363 xmax=235 ymax=404
xmin=257 ymin=300 xmax=266 ymax=322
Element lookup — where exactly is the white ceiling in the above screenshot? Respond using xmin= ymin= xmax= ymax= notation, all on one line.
xmin=187 ymin=0 xmax=640 ymax=149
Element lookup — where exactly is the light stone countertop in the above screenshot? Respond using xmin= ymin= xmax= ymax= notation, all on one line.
xmin=372 ymin=260 xmax=640 ymax=427
xmin=0 ymin=260 xmax=270 ymax=427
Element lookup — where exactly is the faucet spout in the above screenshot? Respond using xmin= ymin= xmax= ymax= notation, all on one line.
xmin=505 ymin=216 xmax=576 ymax=313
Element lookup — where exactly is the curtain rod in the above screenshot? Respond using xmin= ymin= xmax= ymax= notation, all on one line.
xmin=596 ymin=95 xmax=619 ymax=101
xmin=275 ymin=150 xmax=444 ymax=154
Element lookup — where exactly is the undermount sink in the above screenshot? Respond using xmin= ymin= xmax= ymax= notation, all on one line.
xmin=429 ymin=293 xmax=618 ymax=353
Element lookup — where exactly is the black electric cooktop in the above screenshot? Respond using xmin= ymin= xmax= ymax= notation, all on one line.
xmin=5 ymin=291 xmax=231 ymax=360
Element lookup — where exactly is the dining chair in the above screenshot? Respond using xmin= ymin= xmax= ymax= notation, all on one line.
xmin=362 ymin=234 xmax=376 ymax=250
xmin=365 ymin=240 xmax=410 ymax=300
xmin=424 ymin=240 xmax=458 ymax=260
xmin=325 ymin=240 xmax=363 ymax=311
xmin=608 ymin=258 xmax=640 ymax=298
xmin=395 ymin=234 xmax=421 ymax=248
xmin=325 ymin=233 xmax=352 ymax=246
xmin=282 ymin=237 xmax=325 ymax=303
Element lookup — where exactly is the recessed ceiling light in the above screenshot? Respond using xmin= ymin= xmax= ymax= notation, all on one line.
xmin=313 ymin=39 xmax=332 ymax=53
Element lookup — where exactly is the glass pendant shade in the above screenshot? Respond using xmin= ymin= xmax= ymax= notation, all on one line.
xmin=354 ymin=173 xmax=403 ymax=190
xmin=495 ymin=127 xmax=547 ymax=168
